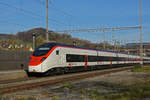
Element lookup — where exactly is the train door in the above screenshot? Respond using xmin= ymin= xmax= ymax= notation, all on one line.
xmin=50 ymin=48 xmax=64 ymax=68
xmin=84 ymin=55 xmax=88 ymax=68
xmin=116 ymin=53 xmax=119 ymax=64
xmin=60 ymin=48 xmax=66 ymax=66
xmin=96 ymin=50 xmax=99 ymax=65
xmin=97 ymin=51 xmax=102 ymax=65
xmin=55 ymin=49 xmax=62 ymax=66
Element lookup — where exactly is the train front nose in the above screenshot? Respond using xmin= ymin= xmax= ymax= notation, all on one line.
xmin=28 ymin=56 xmax=45 ymax=73
xmin=28 ymin=42 xmax=54 ymax=73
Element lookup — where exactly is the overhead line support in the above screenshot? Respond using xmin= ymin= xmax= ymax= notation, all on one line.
xmin=56 ymin=26 xmax=140 ymax=33
xmin=46 ymin=0 xmax=49 ymax=42
xmin=139 ymin=0 xmax=143 ymax=66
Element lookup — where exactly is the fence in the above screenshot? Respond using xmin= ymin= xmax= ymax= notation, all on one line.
xmin=0 ymin=50 xmax=31 ymax=71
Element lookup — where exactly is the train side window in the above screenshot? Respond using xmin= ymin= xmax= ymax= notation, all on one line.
xmin=56 ymin=50 xmax=59 ymax=55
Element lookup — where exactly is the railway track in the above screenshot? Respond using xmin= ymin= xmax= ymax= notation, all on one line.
xmin=0 ymin=66 xmax=134 ymax=94
xmin=0 ymin=77 xmax=37 ymax=85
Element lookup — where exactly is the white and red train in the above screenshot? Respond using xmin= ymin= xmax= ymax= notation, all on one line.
xmin=28 ymin=42 xmax=150 ymax=74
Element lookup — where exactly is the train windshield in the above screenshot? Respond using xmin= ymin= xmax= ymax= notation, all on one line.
xmin=33 ymin=43 xmax=55 ymax=56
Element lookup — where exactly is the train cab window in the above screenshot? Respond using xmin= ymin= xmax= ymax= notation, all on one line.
xmin=33 ymin=43 xmax=56 ymax=56
xmin=56 ymin=50 xmax=59 ymax=55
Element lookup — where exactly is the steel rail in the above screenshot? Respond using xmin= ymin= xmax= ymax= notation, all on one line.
xmin=0 ymin=66 xmax=134 ymax=94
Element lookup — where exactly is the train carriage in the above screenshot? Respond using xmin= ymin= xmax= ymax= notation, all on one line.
xmin=28 ymin=42 xmax=150 ymax=74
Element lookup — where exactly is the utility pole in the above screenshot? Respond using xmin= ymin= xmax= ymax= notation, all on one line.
xmin=103 ymin=30 xmax=106 ymax=50
xmin=139 ymin=0 xmax=143 ymax=66
xmin=112 ymin=30 xmax=115 ymax=50
xmin=46 ymin=0 xmax=49 ymax=42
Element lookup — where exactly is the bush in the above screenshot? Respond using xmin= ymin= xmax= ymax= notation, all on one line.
xmin=132 ymin=65 xmax=142 ymax=72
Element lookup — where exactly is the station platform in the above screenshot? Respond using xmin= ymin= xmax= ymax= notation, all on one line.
xmin=0 ymin=70 xmax=28 ymax=81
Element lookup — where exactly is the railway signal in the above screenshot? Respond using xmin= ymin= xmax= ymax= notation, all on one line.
xmin=32 ymin=33 xmax=36 ymax=50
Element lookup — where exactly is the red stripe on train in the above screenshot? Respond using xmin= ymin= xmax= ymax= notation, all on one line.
xmin=29 ymin=46 xmax=58 ymax=66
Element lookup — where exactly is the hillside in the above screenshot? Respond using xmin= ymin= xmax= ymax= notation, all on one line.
xmin=0 ymin=28 xmax=103 ymax=50
xmin=0 ymin=34 xmax=17 ymax=39
xmin=17 ymin=28 xmax=99 ymax=48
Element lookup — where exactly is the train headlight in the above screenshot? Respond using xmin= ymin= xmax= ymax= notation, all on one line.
xmin=41 ymin=57 xmax=47 ymax=61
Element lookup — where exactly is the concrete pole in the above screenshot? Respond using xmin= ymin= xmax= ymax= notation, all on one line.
xmin=112 ymin=30 xmax=115 ymax=50
xmin=103 ymin=30 xmax=105 ymax=50
xmin=139 ymin=0 xmax=143 ymax=66
xmin=46 ymin=0 xmax=49 ymax=42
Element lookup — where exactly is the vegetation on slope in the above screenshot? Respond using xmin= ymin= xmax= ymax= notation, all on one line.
xmin=17 ymin=27 xmax=99 ymax=48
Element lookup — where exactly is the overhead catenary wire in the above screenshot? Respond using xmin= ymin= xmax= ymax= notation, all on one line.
xmin=33 ymin=0 xmax=81 ymax=27
xmin=0 ymin=7 xmax=45 ymax=29
xmin=33 ymin=0 xmax=75 ymax=18
xmin=0 ymin=1 xmax=102 ymax=31
xmin=50 ymin=3 xmax=85 ymax=27
xmin=56 ymin=26 xmax=141 ymax=33
xmin=50 ymin=3 xmax=77 ymax=19
xmin=0 ymin=1 xmax=66 ymax=25
xmin=32 ymin=0 xmax=45 ymax=5
xmin=0 ymin=20 xmax=34 ymax=33
xmin=0 ymin=20 xmax=32 ymax=29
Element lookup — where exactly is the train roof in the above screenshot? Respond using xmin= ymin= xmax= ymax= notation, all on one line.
xmin=43 ymin=42 xmax=139 ymax=56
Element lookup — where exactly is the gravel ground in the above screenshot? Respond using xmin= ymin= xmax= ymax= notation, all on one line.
xmin=0 ymin=70 xmax=27 ymax=82
xmin=2 ymin=70 xmax=150 ymax=100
